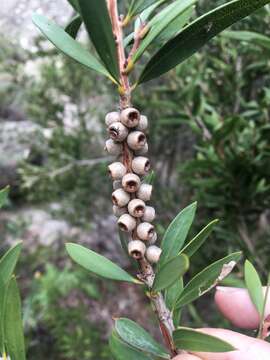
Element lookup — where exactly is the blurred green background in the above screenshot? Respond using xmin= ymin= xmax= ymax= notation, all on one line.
xmin=0 ymin=0 xmax=269 ymax=358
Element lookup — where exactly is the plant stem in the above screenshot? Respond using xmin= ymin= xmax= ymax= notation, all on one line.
xmin=108 ymin=1 xmax=178 ymax=356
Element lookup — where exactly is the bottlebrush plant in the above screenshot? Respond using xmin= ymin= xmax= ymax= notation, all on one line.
xmin=32 ymin=0 xmax=270 ymax=358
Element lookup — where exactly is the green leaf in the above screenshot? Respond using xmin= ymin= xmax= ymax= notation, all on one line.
xmin=115 ymin=318 xmax=169 ymax=359
xmin=110 ymin=331 xmax=153 ymax=360
xmin=128 ymin=0 xmax=167 ymax=18
xmin=244 ymin=260 xmax=264 ymax=316
xmin=0 ymin=187 xmax=9 ymax=208
xmin=0 ymin=276 xmax=6 ymax=354
xmin=176 ymin=252 xmax=242 ymax=308
xmin=66 ymin=243 xmax=140 ymax=284
xmin=65 ymin=14 xmax=82 ymax=39
xmin=180 ymin=219 xmax=219 ymax=257
xmin=153 ymin=254 xmax=189 ymax=292
xmin=139 ymin=0 xmax=270 ymax=83
xmin=159 ymin=202 xmax=197 ymax=268
xmin=4 ymin=278 xmax=26 ymax=360
xmin=223 ymin=30 xmax=270 ymax=50
xmin=67 ymin=0 xmax=79 ymax=12
xmin=0 ymin=242 xmax=22 ymax=285
xmin=32 ymin=14 xmax=114 ymax=81
xmin=165 ymin=278 xmax=184 ymax=310
xmin=77 ymin=0 xmax=119 ymax=81
xmin=154 ymin=5 xmax=194 ymax=44
xmin=173 ymin=327 xmax=235 ymax=352
xmin=133 ymin=0 xmax=197 ymax=63
xmin=143 ymin=170 xmax=155 ymax=185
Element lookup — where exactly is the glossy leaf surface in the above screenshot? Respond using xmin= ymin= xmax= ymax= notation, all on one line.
xmin=244 ymin=260 xmax=264 ymax=316
xmin=0 ymin=242 xmax=22 ymax=285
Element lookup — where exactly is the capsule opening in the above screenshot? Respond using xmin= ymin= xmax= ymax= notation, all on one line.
xmin=128 ymin=110 xmax=139 ymax=121
xmin=118 ymin=222 xmax=128 ymax=232
xmin=131 ymin=250 xmax=142 ymax=259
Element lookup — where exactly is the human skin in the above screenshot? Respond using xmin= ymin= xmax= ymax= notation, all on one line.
xmin=173 ymin=287 xmax=270 ymax=360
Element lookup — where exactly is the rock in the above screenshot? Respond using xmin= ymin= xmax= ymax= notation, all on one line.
xmin=0 ymin=120 xmax=47 ymax=187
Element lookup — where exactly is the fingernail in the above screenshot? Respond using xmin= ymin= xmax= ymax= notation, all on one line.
xmin=216 ymin=286 xmax=239 ymax=293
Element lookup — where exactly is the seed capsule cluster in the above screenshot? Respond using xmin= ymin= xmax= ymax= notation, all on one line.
xmin=105 ymin=108 xmax=162 ymax=264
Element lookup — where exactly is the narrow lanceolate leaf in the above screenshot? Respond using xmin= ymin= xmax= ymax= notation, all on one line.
xmin=223 ymin=30 xmax=270 ymax=50
xmin=110 ymin=331 xmax=153 ymax=360
xmin=165 ymin=278 xmax=184 ymax=311
xmin=153 ymin=254 xmax=189 ymax=292
xmin=133 ymin=0 xmax=197 ymax=63
xmin=159 ymin=202 xmax=197 ymax=268
xmin=0 ymin=277 xmax=6 ymax=354
xmin=139 ymin=0 xmax=270 ymax=83
xmin=180 ymin=219 xmax=219 ymax=258
xmin=77 ymin=0 xmax=119 ymax=81
xmin=65 ymin=14 xmax=82 ymax=39
xmin=0 ymin=242 xmax=22 ymax=285
xmin=173 ymin=327 xmax=235 ymax=352
xmin=176 ymin=252 xmax=242 ymax=308
xmin=66 ymin=243 xmax=140 ymax=284
xmin=115 ymin=318 xmax=169 ymax=359
xmin=4 ymin=278 xmax=26 ymax=360
xmin=32 ymin=14 xmax=114 ymax=81
xmin=0 ymin=187 xmax=9 ymax=208
xmin=244 ymin=260 xmax=264 ymax=316
xmin=128 ymin=0 xmax=167 ymax=18
xmin=67 ymin=0 xmax=79 ymax=12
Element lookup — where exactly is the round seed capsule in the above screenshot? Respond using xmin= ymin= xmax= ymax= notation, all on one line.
xmin=137 ymin=115 xmax=148 ymax=132
xmin=108 ymin=162 xmax=127 ymax=180
xmin=135 ymin=142 xmax=148 ymax=156
xmin=146 ymin=245 xmax=162 ymax=263
xmin=137 ymin=183 xmax=153 ymax=201
xmin=113 ymin=205 xmax=127 ymax=217
xmin=105 ymin=111 xmax=120 ymax=126
xmin=128 ymin=199 xmax=146 ymax=218
xmin=128 ymin=240 xmax=146 ymax=260
xmin=112 ymin=189 xmax=130 ymax=207
xmin=118 ymin=214 xmax=136 ymax=232
xmin=137 ymin=222 xmax=155 ymax=241
xmin=149 ymin=231 xmax=158 ymax=245
xmin=127 ymin=131 xmax=146 ymax=151
xmin=132 ymin=156 xmax=150 ymax=175
xmin=122 ymin=173 xmax=141 ymax=193
xmin=105 ymin=139 xmax=123 ymax=156
xmin=108 ymin=122 xmax=128 ymax=142
xmin=142 ymin=206 xmax=155 ymax=222
xmin=120 ymin=108 xmax=140 ymax=128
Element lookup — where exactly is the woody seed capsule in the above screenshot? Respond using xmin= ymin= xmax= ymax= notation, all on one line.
xmin=142 ymin=206 xmax=155 ymax=222
xmin=120 ymin=107 xmax=140 ymax=128
xmin=118 ymin=214 xmax=137 ymax=232
xmin=135 ymin=142 xmax=148 ymax=156
xmin=137 ymin=222 xmax=155 ymax=241
xmin=122 ymin=173 xmax=141 ymax=193
xmin=136 ymin=115 xmax=148 ymax=132
xmin=105 ymin=111 xmax=120 ymax=126
xmin=137 ymin=183 xmax=153 ymax=201
xmin=113 ymin=205 xmax=127 ymax=217
xmin=132 ymin=156 xmax=150 ymax=175
xmin=146 ymin=245 xmax=162 ymax=263
xmin=128 ymin=240 xmax=146 ymax=260
xmin=127 ymin=131 xmax=146 ymax=150
xmin=149 ymin=231 xmax=158 ymax=245
xmin=108 ymin=122 xmax=128 ymax=142
xmin=128 ymin=199 xmax=146 ymax=218
xmin=108 ymin=162 xmax=127 ymax=180
xmin=112 ymin=189 xmax=130 ymax=207
xmin=105 ymin=139 xmax=123 ymax=155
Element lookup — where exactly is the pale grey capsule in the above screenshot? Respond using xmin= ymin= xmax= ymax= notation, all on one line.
xmin=127 ymin=131 xmax=146 ymax=151
xmin=137 ymin=115 xmax=148 ymax=132
xmin=112 ymin=188 xmax=130 ymax=207
xmin=105 ymin=139 xmax=123 ymax=155
xmin=132 ymin=156 xmax=150 ymax=175
xmin=122 ymin=173 xmax=141 ymax=193
xmin=146 ymin=245 xmax=162 ymax=263
xmin=120 ymin=107 xmax=140 ymax=128
xmin=137 ymin=222 xmax=155 ymax=241
xmin=108 ymin=122 xmax=128 ymax=142
xmin=142 ymin=206 xmax=155 ymax=222
xmin=137 ymin=183 xmax=153 ymax=201
xmin=118 ymin=214 xmax=137 ymax=232
xmin=108 ymin=162 xmax=127 ymax=180
xmin=128 ymin=199 xmax=146 ymax=218
xmin=149 ymin=231 xmax=158 ymax=245
xmin=128 ymin=240 xmax=146 ymax=259
xmin=135 ymin=142 xmax=148 ymax=156
xmin=113 ymin=205 xmax=127 ymax=217
xmin=105 ymin=111 xmax=120 ymax=126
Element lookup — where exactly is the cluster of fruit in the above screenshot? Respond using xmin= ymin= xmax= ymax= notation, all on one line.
xmin=105 ymin=108 xmax=162 ymax=264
